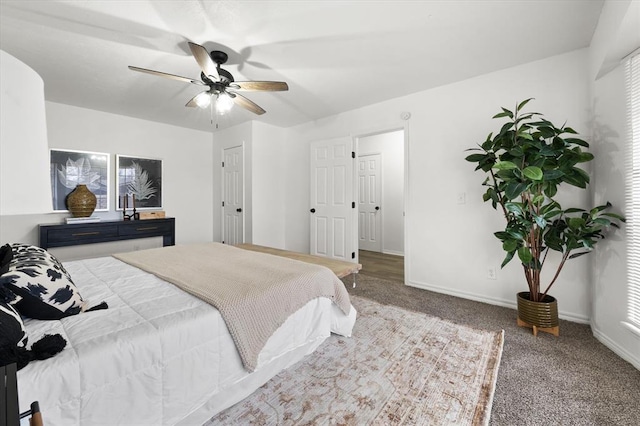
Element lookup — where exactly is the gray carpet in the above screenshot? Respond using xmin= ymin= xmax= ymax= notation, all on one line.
xmin=343 ymin=274 xmax=640 ymax=425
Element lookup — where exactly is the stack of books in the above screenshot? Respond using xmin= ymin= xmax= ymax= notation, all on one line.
xmin=65 ymin=217 xmax=102 ymax=225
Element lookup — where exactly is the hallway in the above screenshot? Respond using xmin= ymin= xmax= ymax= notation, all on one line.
xmin=358 ymin=250 xmax=404 ymax=282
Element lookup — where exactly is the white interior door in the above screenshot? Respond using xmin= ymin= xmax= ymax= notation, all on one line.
xmin=223 ymin=145 xmax=243 ymax=245
xmin=358 ymin=153 xmax=382 ymax=252
xmin=310 ymin=137 xmax=354 ymax=261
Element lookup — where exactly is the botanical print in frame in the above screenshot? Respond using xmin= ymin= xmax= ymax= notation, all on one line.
xmin=117 ymin=155 xmax=162 ymax=210
xmin=50 ymin=149 xmax=110 ymax=211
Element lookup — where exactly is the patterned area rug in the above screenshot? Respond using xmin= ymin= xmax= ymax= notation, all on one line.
xmin=210 ymin=295 xmax=504 ymax=425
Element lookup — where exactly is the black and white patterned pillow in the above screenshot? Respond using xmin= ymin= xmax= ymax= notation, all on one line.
xmin=0 ymin=243 xmax=85 ymax=320
xmin=0 ymin=296 xmax=28 ymax=357
xmin=0 ymin=243 xmax=12 ymax=275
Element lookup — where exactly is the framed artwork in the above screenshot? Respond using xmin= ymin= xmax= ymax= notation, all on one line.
xmin=117 ymin=155 xmax=162 ymax=210
xmin=50 ymin=149 xmax=110 ymax=211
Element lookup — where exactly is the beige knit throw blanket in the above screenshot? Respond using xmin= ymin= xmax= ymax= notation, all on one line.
xmin=114 ymin=243 xmax=352 ymax=372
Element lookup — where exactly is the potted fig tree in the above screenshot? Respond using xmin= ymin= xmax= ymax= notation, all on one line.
xmin=465 ymin=99 xmax=625 ymax=336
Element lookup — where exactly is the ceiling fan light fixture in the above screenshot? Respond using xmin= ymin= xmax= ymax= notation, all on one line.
xmin=194 ymin=92 xmax=211 ymax=108
xmin=216 ymin=93 xmax=234 ymax=114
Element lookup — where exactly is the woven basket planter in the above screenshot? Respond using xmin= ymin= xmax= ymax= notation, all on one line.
xmin=517 ymin=292 xmax=559 ymax=336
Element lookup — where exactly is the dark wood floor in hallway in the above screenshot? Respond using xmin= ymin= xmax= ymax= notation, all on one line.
xmin=358 ymin=250 xmax=404 ymax=282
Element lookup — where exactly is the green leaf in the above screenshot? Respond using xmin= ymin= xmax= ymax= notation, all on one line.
xmin=569 ymin=251 xmax=590 ymax=259
xmin=507 ymin=230 xmax=525 ymax=240
xmin=565 ymin=208 xmax=586 ymax=213
xmin=538 ymin=126 xmax=557 ymax=139
xmin=544 ymin=183 xmax=558 ymax=197
xmin=543 ymin=169 xmax=564 ymax=180
xmin=568 ymin=217 xmax=586 ymax=230
xmin=517 ymin=98 xmax=534 ymax=111
xmin=562 ymin=169 xmax=589 ymax=188
xmin=522 ymin=166 xmax=543 ymax=181
xmin=493 ymin=161 xmax=518 ymax=170
xmin=543 ymin=209 xmax=563 ymax=219
xmin=578 ymin=152 xmax=594 ymax=162
xmin=505 ymin=182 xmax=529 ymax=200
xmin=509 ymin=147 xmax=525 ymax=157
xmin=532 ymin=194 xmax=545 ymax=205
xmin=518 ymin=247 xmax=533 ymax=263
xmin=602 ymin=212 xmax=626 ymax=221
xmin=505 ymin=202 xmax=525 ymax=216
xmin=503 ymin=240 xmax=518 ymax=252
xmin=493 ymin=111 xmax=513 ymax=119
xmin=534 ymin=215 xmax=547 ymax=228
xmin=565 ymin=137 xmax=589 ymax=147
xmin=516 ymin=131 xmax=534 ymax=141
xmin=501 ymin=251 xmax=516 ymax=268
xmin=494 ymin=231 xmax=511 ymax=241
xmin=465 ymin=153 xmax=486 ymax=162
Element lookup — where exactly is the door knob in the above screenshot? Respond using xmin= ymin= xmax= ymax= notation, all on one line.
xmin=236 ymin=208 xmax=242 ymax=213
xmin=310 ymin=208 xmax=316 ymax=213
xmin=375 ymin=206 xmax=380 ymax=211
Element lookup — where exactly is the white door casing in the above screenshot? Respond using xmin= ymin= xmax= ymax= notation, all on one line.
xmin=223 ymin=145 xmax=243 ymax=245
xmin=358 ymin=153 xmax=382 ymax=252
xmin=310 ymin=137 xmax=354 ymax=261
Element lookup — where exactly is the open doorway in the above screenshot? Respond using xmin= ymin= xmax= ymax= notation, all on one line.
xmin=357 ymin=129 xmax=405 ymax=281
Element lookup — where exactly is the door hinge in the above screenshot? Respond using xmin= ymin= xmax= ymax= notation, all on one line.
xmin=352 ymin=201 xmax=355 ymax=208
xmin=351 ymin=252 xmax=355 ymax=259
xmin=222 ymin=201 xmax=225 ymax=207
xmin=351 ymin=151 xmax=355 ymax=159
xmin=222 ymin=161 xmax=225 ymax=167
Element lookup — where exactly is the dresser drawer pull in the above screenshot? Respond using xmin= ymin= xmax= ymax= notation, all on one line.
xmin=72 ymin=231 xmax=100 ymax=237
xmin=136 ymin=227 xmax=158 ymax=231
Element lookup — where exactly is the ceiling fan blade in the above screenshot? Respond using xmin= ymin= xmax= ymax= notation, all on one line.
xmin=230 ymin=81 xmax=289 ymax=91
xmin=185 ymin=91 xmax=211 ymax=108
xmin=188 ymin=42 xmax=220 ymax=81
xmin=230 ymin=93 xmax=266 ymax=115
xmin=128 ymin=66 xmax=205 ymax=85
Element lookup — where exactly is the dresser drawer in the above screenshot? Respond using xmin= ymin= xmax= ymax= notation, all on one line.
xmin=39 ymin=218 xmax=175 ymax=249
xmin=118 ymin=221 xmax=173 ymax=237
xmin=48 ymin=225 xmax=119 ymax=243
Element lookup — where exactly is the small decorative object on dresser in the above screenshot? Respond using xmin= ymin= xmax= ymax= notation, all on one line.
xmin=139 ymin=211 xmax=166 ymax=220
xmin=66 ymin=184 xmax=97 ymax=218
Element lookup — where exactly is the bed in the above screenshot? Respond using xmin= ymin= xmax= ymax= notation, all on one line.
xmin=12 ymin=243 xmax=357 ymax=425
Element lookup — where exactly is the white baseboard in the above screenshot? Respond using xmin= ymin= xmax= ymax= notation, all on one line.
xmin=406 ymin=279 xmax=590 ymax=324
xmin=382 ymin=250 xmax=404 ymax=257
xmin=592 ymin=326 xmax=640 ymax=370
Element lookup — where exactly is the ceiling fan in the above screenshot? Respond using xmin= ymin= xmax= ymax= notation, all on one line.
xmin=129 ymin=42 xmax=288 ymax=115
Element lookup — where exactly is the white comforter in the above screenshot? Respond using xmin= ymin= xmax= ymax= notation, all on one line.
xmin=17 ymin=256 xmax=356 ymax=426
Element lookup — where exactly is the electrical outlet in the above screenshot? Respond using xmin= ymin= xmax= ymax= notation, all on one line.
xmin=487 ymin=267 xmax=497 ymax=280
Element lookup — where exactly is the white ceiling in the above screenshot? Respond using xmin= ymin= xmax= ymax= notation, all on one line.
xmin=0 ymin=0 xmax=604 ymax=132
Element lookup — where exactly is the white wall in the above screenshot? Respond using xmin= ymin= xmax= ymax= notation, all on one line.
xmin=212 ymin=121 xmax=288 ymax=248
xmin=589 ymin=0 xmax=640 ymax=369
xmin=284 ymin=49 xmax=593 ymax=322
xmin=358 ymin=130 xmax=404 ymax=255
xmin=252 ymin=122 xmax=287 ymax=248
xmin=0 ymin=102 xmax=215 ymax=260
xmin=0 ymin=50 xmax=51 ymax=215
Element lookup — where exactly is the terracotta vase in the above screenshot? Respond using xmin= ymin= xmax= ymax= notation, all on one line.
xmin=66 ymin=184 xmax=97 ymax=217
